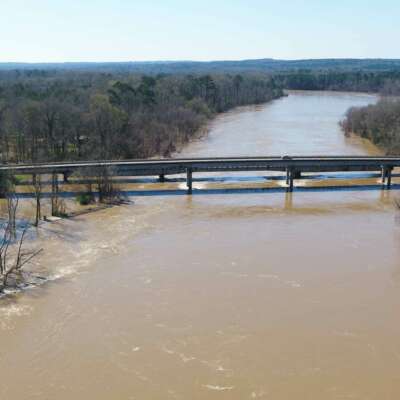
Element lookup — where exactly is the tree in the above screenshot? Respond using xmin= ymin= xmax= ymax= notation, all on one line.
xmin=88 ymin=94 xmax=128 ymax=159
xmin=0 ymin=194 xmax=42 ymax=290
xmin=32 ymin=174 xmax=42 ymax=227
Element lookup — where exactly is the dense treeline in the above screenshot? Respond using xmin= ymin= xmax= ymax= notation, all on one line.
xmin=0 ymin=72 xmax=283 ymax=163
xmin=275 ymin=71 xmax=400 ymax=94
xmin=2 ymin=64 xmax=400 ymax=166
xmin=2 ymin=58 xmax=400 ymax=74
xmin=341 ymin=98 xmax=400 ymax=154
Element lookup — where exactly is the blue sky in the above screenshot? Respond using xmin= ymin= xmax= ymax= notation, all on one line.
xmin=1 ymin=0 xmax=399 ymax=62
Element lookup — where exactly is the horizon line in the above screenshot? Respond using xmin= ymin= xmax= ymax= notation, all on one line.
xmin=1 ymin=57 xmax=400 ymax=65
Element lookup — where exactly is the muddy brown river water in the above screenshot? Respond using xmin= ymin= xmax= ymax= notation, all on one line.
xmin=2 ymin=91 xmax=400 ymax=400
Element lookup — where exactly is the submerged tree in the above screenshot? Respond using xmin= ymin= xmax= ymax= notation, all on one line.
xmin=50 ymin=172 xmax=66 ymax=217
xmin=0 ymin=195 xmax=42 ymax=291
xmin=95 ymin=166 xmax=120 ymax=203
xmin=32 ymin=174 xmax=42 ymax=226
xmin=74 ymin=166 xmax=121 ymax=205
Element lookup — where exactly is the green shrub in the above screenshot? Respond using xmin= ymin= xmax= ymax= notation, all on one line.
xmin=76 ymin=193 xmax=94 ymax=206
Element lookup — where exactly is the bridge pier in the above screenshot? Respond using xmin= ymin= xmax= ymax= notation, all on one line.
xmin=287 ymin=169 xmax=294 ymax=192
xmin=186 ymin=168 xmax=193 ymax=194
xmin=381 ymin=166 xmax=393 ymax=189
xmin=387 ymin=168 xmax=392 ymax=189
xmin=286 ymin=168 xmax=300 ymax=192
xmin=381 ymin=166 xmax=387 ymax=185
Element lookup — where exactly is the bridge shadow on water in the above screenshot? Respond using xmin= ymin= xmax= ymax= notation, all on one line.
xmin=119 ymin=183 xmax=400 ymax=197
xmin=15 ymin=183 xmax=400 ymax=199
xmin=17 ymin=172 xmax=400 ymax=186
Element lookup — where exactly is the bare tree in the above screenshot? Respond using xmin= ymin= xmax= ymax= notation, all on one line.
xmin=6 ymin=191 xmax=18 ymax=239
xmin=96 ymin=166 xmax=120 ymax=203
xmin=32 ymin=174 xmax=42 ymax=226
xmin=0 ymin=197 xmax=42 ymax=291
xmin=50 ymin=172 xmax=66 ymax=217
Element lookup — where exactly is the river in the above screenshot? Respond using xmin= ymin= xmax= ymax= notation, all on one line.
xmin=1 ymin=91 xmax=400 ymax=400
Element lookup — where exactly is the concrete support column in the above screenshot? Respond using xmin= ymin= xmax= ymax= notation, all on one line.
xmin=186 ymin=168 xmax=193 ymax=194
xmin=287 ymin=169 xmax=294 ymax=192
xmin=387 ymin=168 xmax=392 ymax=189
xmin=381 ymin=166 xmax=388 ymax=186
xmin=289 ymin=171 xmax=294 ymax=192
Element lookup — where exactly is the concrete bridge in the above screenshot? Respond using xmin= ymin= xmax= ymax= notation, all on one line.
xmin=1 ymin=156 xmax=400 ymax=193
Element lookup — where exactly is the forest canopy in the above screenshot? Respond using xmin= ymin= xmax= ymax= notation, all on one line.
xmin=0 ymin=72 xmax=283 ymax=163
xmin=2 ymin=63 xmax=400 ymax=164
xmin=341 ymin=98 xmax=400 ymax=155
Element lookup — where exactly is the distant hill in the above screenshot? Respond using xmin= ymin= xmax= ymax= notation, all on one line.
xmin=2 ymin=58 xmax=400 ymax=73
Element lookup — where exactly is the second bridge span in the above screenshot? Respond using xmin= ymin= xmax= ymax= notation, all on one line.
xmin=1 ymin=156 xmax=400 ymax=193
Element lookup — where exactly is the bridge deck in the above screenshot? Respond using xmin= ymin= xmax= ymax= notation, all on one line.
xmin=2 ymin=156 xmax=400 ymax=173
xmin=1 ymin=156 xmax=400 ymax=192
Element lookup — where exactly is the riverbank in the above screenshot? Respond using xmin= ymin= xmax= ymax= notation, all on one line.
xmin=0 ymin=194 xmax=159 ymax=301
xmin=342 ymin=96 xmax=400 ymax=155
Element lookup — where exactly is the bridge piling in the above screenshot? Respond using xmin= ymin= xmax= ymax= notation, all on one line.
xmin=381 ymin=166 xmax=388 ymax=186
xmin=287 ymin=169 xmax=294 ymax=192
xmin=186 ymin=168 xmax=193 ymax=194
xmin=387 ymin=168 xmax=392 ymax=189
xmin=289 ymin=173 xmax=294 ymax=192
